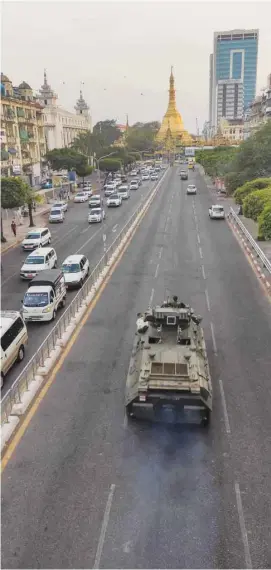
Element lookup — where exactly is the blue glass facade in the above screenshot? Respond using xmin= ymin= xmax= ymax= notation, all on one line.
xmin=215 ymin=35 xmax=258 ymax=110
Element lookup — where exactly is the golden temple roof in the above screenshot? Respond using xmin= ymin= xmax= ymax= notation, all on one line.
xmin=157 ymin=67 xmax=192 ymax=145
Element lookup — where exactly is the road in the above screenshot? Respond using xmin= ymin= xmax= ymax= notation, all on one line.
xmin=2 ymin=166 xmax=271 ymax=569
xmin=1 ymin=176 xmax=158 ymax=396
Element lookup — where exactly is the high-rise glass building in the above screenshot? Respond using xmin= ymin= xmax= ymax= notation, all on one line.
xmin=209 ymin=29 xmax=259 ymax=128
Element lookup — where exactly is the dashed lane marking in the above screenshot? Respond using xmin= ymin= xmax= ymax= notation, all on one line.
xmin=54 ymin=225 xmax=78 ymax=246
xmin=154 ymin=263 xmax=160 ymax=279
xmin=210 ymin=321 xmax=217 ymax=354
xmin=149 ymin=288 xmax=155 ymax=306
xmin=199 ymin=247 xmax=203 ymax=259
xmin=158 ymin=248 xmax=163 ymax=259
xmin=219 ymin=378 xmax=231 ymax=434
xmin=205 ymin=289 xmax=210 ymax=311
xmin=197 ymin=234 xmax=201 ymax=245
xmin=201 ymin=264 xmax=206 ymax=280
xmin=75 ymin=227 xmax=103 ymax=254
xmin=93 ymin=484 xmax=116 ymax=569
xmin=112 ymin=224 xmax=118 ymax=233
xmin=235 ymin=482 xmax=252 ymax=569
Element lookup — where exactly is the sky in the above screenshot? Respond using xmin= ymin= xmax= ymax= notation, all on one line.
xmin=2 ymin=0 xmax=271 ymax=133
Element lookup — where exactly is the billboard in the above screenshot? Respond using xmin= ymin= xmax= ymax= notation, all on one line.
xmin=185 ymin=147 xmax=196 ymax=156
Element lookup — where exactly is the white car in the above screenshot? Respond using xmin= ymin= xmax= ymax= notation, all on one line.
xmin=82 ymin=188 xmax=93 ymax=198
xmin=104 ymin=184 xmax=117 ymax=196
xmin=21 ymin=227 xmax=51 ymax=251
xmin=118 ymin=187 xmax=130 ymax=199
xmin=74 ymin=192 xmax=89 ymax=203
xmin=88 ymin=208 xmax=105 ymax=223
xmin=52 ymin=200 xmax=68 ymax=212
xmin=20 ymin=247 xmax=57 ymax=279
xmin=89 ymin=195 xmax=103 ymax=208
xmin=49 ymin=208 xmax=65 ymax=223
xmin=62 ymin=254 xmax=89 ymax=288
xmin=107 ymin=194 xmax=122 ymax=207
xmin=142 ymin=174 xmax=150 ymax=180
xmin=83 ymin=182 xmax=92 ymax=190
xmin=130 ymin=170 xmax=137 ymax=177
xmin=130 ymin=181 xmax=139 ymax=190
xmin=150 ymin=173 xmax=158 ymax=181
xmin=186 ymin=185 xmax=197 ymax=195
xmin=209 ymin=205 xmax=225 ymax=219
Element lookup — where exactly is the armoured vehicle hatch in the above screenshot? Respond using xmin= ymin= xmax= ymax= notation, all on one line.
xmin=125 ymin=296 xmax=212 ymax=425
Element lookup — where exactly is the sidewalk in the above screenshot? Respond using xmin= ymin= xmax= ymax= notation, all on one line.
xmin=1 ymin=204 xmax=51 ymax=254
xmin=200 ymin=166 xmax=271 ymax=261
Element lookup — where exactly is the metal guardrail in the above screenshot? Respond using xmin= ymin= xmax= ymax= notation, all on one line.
xmin=228 ymin=208 xmax=271 ymax=274
xmin=1 ymin=171 xmax=168 ymax=426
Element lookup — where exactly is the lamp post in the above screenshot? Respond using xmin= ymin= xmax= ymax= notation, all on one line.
xmin=96 ymin=152 xmax=117 ymax=189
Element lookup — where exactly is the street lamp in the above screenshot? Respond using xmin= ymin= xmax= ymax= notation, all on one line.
xmin=96 ymin=152 xmax=117 ymax=188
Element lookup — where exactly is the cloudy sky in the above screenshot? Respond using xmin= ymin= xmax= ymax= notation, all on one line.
xmin=2 ymin=0 xmax=271 ymax=133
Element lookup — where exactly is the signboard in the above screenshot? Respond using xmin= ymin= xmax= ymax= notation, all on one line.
xmin=185 ymin=147 xmax=195 ymax=157
xmin=12 ymin=165 xmax=21 ymax=175
xmin=68 ymin=171 xmax=76 ymax=182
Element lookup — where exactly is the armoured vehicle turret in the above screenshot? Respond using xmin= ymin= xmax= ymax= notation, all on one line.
xmin=125 ymin=296 xmax=212 ymax=425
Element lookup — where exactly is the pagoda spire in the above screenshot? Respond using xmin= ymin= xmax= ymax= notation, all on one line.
xmin=44 ymin=68 xmax=48 ymax=86
xmin=167 ymin=65 xmax=177 ymax=113
xmin=156 ymin=66 xmax=192 ymax=145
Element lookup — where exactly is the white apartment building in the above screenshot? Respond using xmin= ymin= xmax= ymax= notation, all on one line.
xmin=244 ymin=74 xmax=271 ymax=139
xmin=38 ymin=71 xmax=91 ymax=150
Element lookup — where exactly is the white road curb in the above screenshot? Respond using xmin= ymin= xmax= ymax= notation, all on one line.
xmin=1 ymin=416 xmax=20 ymax=452
xmin=10 ymin=376 xmax=44 ymax=416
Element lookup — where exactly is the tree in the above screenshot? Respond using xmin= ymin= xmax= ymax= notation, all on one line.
xmin=243 ymin=187 xmax=271 ymax=221
xmin=1 ymin=177 xmax=43 ymax=241
xmin=75 ymin=164 xmax=93 ymax=184
xmin=46 ymin=148 xmax=88 ymax=172
xmin=126 ymin=121 xmax=160 ymax=153
xmin=71 ymin=131 xmax=105 ymax=157
xmin=225 ymin=122 xmax=271 ymax=194
xmin=195 ymin=147 xmax=238 ymax=179
xmin=93 ymin=120 xmax=122 ymax=146
xmin=258 ymin=204 xmax=271 ymax=240
xmin=234 ymin=178 xmax=271 ymax=204
xmin=99 ymin=158 xmax=122 ymax=173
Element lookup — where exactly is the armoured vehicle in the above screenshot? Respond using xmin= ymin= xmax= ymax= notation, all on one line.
xmin=125 ymin=296 xmax=212 ymax=425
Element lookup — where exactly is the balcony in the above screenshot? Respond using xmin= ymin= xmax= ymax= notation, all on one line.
xmin=3 ymin=109 xmax=16 ymax=121
xmin=19 ymin=131 xmax=29 ymax=142
xmin=6 ymin=135 xmax=17 ymax=144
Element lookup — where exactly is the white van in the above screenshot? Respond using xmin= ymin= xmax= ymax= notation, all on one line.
xmin=21 ymin=228 xmax=51 ymax=251
xmin=20 ymin=247 xmax=57 ymax=280
xmin=1 ymin=311 xmax=28 ymax=387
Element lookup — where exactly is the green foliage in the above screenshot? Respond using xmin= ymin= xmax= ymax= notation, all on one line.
xmin=258 ymin=204 xmax=271 ymax=240
xmin=72 ymin=131 xmax=105 ymax=156
xmin=243 ymin=187 xmax=271 ymax=221
xmin=99 ymin=158 xmax=122 ymax=172
xmin=93 ymin=120 xmax=122 ymax=146
xmin=225 ymin=122 xmax=271 ymax=193
xmin=126 ymin=122 xmax=160 ymax=152
xmin=75 ymin=164 xmax=93 ymax=179
xmin=1 ymin=177 xmax=27 ymax=209
xmin=46 ymin=148 xmax=88 ymax=171
xmin=234 ymin=178 xmax=271 ymax=204
xmin=195 ymin=147 xmax=238 ymax=179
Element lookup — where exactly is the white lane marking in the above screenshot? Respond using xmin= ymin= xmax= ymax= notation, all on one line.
xmin=112 ymin=224 xmax=118 ymax=233
xmin=149 ymin=287 xmax=155 ymax=305
xmin=219 ymin=378 xmax=231 ymax=434
xmin=195 ymin=214 xmax=198 ymax=223
xmin=82 ymin=227 xmax=89 ymax=233
xmin=201 ymin=264 xmax=206 ymax=280
xmin=205 ymin=289 xmax=210 ymax=311
xmin=199 ymin=247 xmax=203 ymax=259
xmin=158 ymin=248 xmax=163 ymax=259
xmin=93 ymin=483 xmax=116 ymax=569
xmin=210 ymin=321 xmax=217 ymax=354
xmin=197 ymin=234 xmax=201 ymax=245
xmin=75 ymin=227 xmax=103 ymax=254
xmin=155 ymin=263 xmax=160 ymax=278
xmin=2 ymin=270 xmax=18 ymax=286
xmin=123 ymin=413 xmax=128 ymax=429
xmin=235 ymin=482 xmax=252 ymax=569
xmin=54 ymin=225 xmax=78 ymax=245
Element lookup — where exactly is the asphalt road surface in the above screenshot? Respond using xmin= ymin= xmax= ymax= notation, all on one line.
xmin=2 ymin=166 xmax=271 ymax=569
xmin=1 ymin=176 xmax=158 ymax=396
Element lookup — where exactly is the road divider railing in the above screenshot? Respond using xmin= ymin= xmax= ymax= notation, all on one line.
xmin=1 ymin=168 xmax=169 ymax=441
xmin=228 ymin=208 xmax=271 ymax=290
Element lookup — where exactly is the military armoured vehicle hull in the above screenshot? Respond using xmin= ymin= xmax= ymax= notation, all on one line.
xmin=125 ymin=297 xmax=212 ymax=426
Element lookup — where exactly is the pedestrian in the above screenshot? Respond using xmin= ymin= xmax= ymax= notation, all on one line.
xmin=11 ymin=219 xmax=17 ymax=237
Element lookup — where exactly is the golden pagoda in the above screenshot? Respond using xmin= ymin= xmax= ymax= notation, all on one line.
xmin=157 ymin=67 xmax=192 ymax=146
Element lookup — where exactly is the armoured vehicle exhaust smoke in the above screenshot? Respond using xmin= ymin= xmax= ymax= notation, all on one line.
xmin=125 ymin=296 xmax=212 ymax=425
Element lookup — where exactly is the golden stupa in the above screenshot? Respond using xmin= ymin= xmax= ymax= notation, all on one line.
xmin=157 ymin=67 xmax=192 ymax=146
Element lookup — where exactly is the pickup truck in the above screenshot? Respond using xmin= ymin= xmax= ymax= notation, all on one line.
xmin=22 ymin=269 xmax=66 ymax=322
